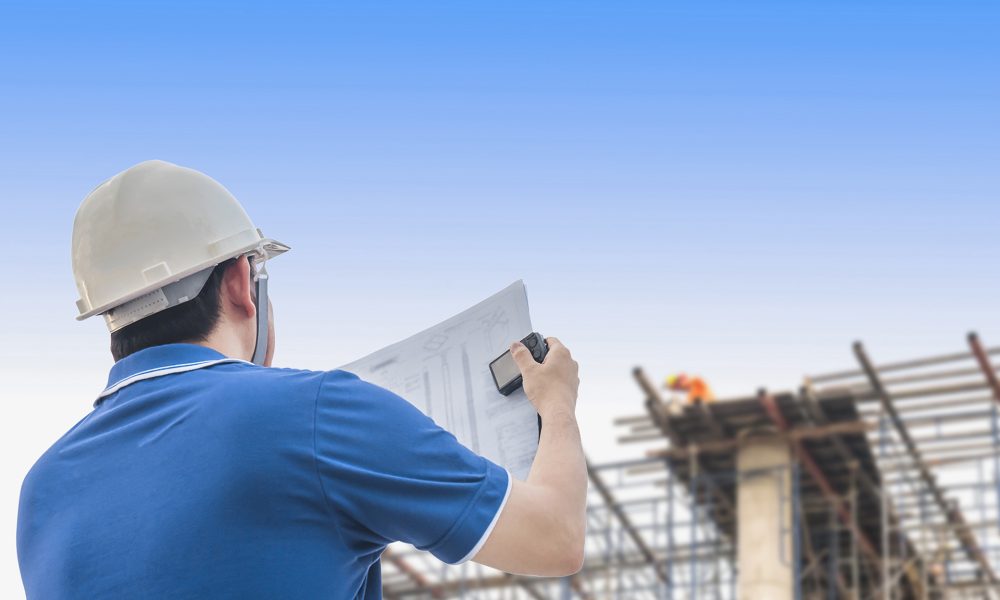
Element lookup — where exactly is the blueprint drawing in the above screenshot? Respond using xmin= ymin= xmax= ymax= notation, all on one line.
xmin=340 ymin=281 xmax=539 ymax=480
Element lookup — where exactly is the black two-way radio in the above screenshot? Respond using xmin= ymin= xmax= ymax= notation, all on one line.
xmin=489 ymin=332 xmax=548 ymax=396
xmin=490 ymin=332 xmax=548 ymax=438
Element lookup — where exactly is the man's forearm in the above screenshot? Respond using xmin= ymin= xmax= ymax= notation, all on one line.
xmin=527 ymin=409 xmax=588 ymax=540
xmin=473 ymin=337 xmax=584 ymax=575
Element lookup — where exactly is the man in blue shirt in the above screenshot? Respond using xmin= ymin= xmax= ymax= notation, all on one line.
xmin=17 ymin=161 xmax=586 ymax=598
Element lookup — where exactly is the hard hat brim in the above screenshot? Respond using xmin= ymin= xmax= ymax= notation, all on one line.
xmin=76 ymin=237 xmax=290 ymax=321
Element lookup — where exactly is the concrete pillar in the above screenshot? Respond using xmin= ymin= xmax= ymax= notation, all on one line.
xmin=738 ymin=435 xmax=793 ymax=600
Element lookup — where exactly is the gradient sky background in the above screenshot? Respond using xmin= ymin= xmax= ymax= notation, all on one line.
xmin=1 ymin=0 xmax=999 ymax=595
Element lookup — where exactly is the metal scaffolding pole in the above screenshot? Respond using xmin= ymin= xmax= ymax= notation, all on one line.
xmin=758 ymin=390 xmax=884 ymax=570
xmin=854 ymin=341 xmax=999 ymax=586
xmin=587 ymin=461 xmax=670 ymax=586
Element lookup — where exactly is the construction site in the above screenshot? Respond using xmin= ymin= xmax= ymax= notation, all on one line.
xmin=379 ymin=333 xmax=1000 ymax=599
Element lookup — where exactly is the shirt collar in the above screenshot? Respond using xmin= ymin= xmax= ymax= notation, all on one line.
xmin=99 ymin=343 xmax=249 ymax=405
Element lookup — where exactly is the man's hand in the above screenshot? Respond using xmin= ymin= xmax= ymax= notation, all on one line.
xmin=473 ymin=337 xmax=587 ymax=577
xmin=510 ymin=337 xmax=579 ymax=420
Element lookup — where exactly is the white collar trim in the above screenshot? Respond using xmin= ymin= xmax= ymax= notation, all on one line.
xmin=97 ymin=358 xmax=250 ymax=402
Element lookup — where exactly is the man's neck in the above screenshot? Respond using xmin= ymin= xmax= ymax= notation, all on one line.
xmin=195 ymin=328 xmax=251 ymax=362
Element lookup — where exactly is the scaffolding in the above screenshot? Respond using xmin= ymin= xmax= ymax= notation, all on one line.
xmin=381 ymin=334 xmax=1000 ymax=599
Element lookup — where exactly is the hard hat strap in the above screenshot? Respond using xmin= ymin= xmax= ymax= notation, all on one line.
xmin=249 ymin=257 xmax=269 ymax=366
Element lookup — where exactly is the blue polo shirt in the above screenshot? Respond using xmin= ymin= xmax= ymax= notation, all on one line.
xmin=17 ymin=344 xmax=511 ymax=599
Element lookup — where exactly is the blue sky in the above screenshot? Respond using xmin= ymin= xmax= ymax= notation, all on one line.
xmin=1 ymin=0 xmax=999 ymax=592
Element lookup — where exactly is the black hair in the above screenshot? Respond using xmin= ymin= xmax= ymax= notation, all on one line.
xmin=109 ymin=258 xmax=239 ymax=361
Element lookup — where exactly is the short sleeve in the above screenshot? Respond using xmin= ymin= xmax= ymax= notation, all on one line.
xmin=313 ymin=370 xmax=511 ymax=564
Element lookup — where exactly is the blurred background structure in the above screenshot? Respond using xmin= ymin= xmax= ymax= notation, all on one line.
xmin=379 ymin=333 xmax=1000 ymax=599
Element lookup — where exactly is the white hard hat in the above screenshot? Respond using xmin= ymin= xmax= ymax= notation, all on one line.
xmin=72 ymin=160 xmax=289 ymax=334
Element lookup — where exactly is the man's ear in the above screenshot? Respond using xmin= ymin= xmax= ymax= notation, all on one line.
xmin=220 ymin=257 xmax=256 ymax=320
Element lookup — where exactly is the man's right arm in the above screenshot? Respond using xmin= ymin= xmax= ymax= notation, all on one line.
xmin=472 ymin=337 xmax=587 ymax=576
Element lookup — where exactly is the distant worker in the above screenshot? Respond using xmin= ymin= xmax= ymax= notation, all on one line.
xmin=664 ymin=372 xmax=715 ymax=404
xmin=16 ymin=160 xmax=586 ymax=599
